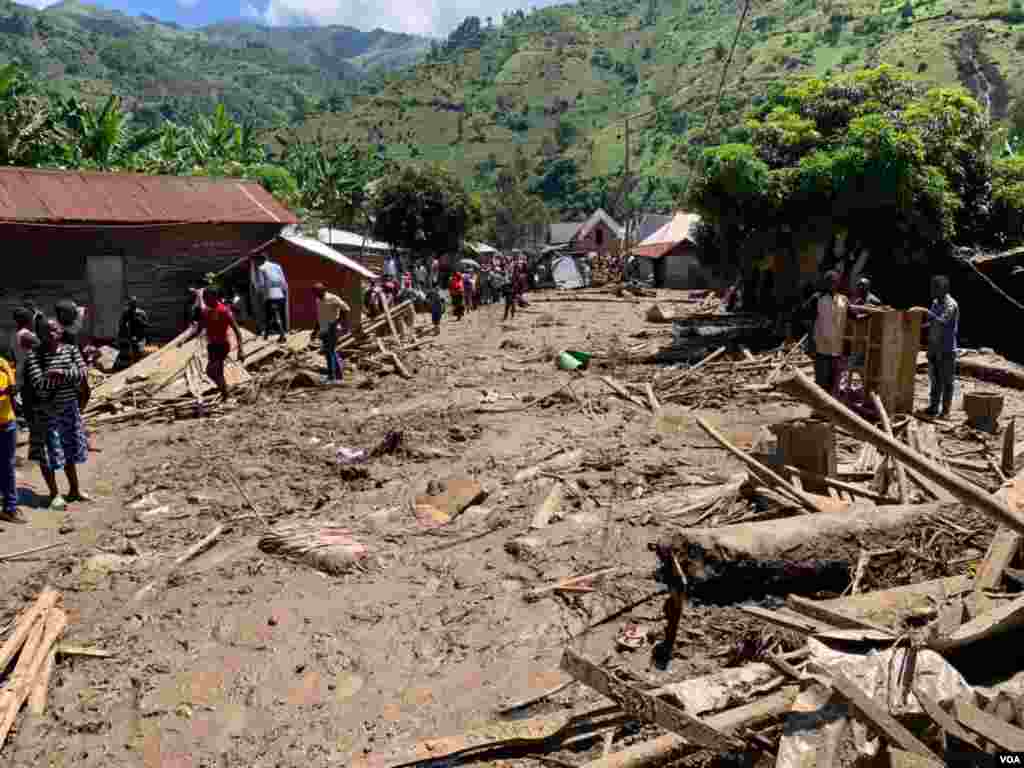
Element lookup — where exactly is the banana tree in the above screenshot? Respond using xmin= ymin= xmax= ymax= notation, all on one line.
xmin=0 ymin=63 xmax=62 ymax=166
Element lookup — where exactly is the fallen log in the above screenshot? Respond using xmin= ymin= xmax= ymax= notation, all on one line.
xmin=775 ymin=369 xmax=1024 ymax=535
xmin=654 ymin=502 xmax=951 ymax=603
xmin=957 ymin=356 xmax=1024 ymax=390
xmin=930 ymin=592 xmax=1024 ymax=652
xmin=582 ymin=686 xmax=799 ymax=768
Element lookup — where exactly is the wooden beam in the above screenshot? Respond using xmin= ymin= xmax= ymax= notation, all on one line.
xmin=784 ymin=595 xmax=895 ymax=636
xmin=870 ymin=392 xmax=909 ymax=504
xmin=913 ymin=687 xmax=980 ymax=749
xmin=778 ymin=464 xmax=896 ymax=504
xmin=776 ymin=370 xmax=1024 ymax=535
xmin=583 ymin=687 xmax=799 ymax=768
xmin=560 ymin=648 xmax=742 ymax=752
xmin=696 ymin=417 xmax=825 ymax=514
xmin=955 ymin=698 xmax=1024 ymax=751
xmin=822 ymin=669 xmax=941 ymax=761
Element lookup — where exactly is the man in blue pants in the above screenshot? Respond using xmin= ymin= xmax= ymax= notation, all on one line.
xmin=912 ymin=275 xmax=959 ymax=418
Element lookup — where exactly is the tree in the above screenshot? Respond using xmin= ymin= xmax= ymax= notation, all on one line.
xmin=555 ymin=116 xmax=577 ymax=150
xmin=369 ymin=165 xmax=481 ymax=256
xmin=0 ymin=63 xmax=62 ymax=166
xmin=688 ymin=66 xmax=998 ymax=296
xmin=473 ymin=181 xmax=550 ymax=250
xmin=279 ymin=136 xmax=387 ymax=228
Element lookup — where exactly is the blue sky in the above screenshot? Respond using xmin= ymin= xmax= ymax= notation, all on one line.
xmin=25 ymin=0 xmax=558 ymax=37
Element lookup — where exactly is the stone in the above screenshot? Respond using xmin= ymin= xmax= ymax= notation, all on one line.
xmin=505 ymin=536 xmax=545 ymax=560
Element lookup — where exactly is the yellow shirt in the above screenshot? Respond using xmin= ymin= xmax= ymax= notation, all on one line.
xmin=0 ymin=358 xmax=15 ymax=425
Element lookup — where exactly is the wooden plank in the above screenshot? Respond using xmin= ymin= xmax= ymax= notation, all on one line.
xmin=913 ymin=687 xmax=980 ymax=748
xmin=779 ymin=464 xmax=895 ymax=504
xmin=823 ymin=669 xmax=941 ymax=761
xmin=0 ymin=588 xmax=58 ymax=674
xmin=954 ymin=698 xmax=1024 ymax=751
xmin=380 ymin=293 xmax=401 ymax=344
xmin=0 ymin=606 xmax=67 ymax=749
xmin=973 ymin=474 xmax=1023 ymax=616
xmin=583 ymin=687 xmax=799 ymax=768
xmin=738 ymin=605 xmax=838 ymax=636
xmin=559 ymin=648 xmax=742 ymax=751
xmin=1003 ymin=417 xmax=1016 ymax=477
xmin=929 ymin=593 xmax=1024 ymax=652
xmin=27 ymin=648 xmax=54 ymax=715
xmin=784 ymin=595 xmax=895 ymax=636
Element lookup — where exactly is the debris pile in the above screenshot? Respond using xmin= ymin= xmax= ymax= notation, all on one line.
xmin=82 ymin=300 xmax=422 ymax=424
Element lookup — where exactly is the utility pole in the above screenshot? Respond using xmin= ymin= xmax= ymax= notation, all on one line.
xmin=623 ymin=115 xmax=632 ymax=277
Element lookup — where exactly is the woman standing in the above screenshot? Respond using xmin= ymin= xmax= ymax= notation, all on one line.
xmin=24 ymin=319 xmax=90 ymax=509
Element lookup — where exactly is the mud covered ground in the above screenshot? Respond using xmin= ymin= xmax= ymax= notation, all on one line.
xmin=0 ymin=290 xmax=1017 ymax=767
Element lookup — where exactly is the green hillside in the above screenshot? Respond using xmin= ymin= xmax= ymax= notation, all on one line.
xmin=282 ymin=0 xmax=1024 ymax=214
xmin=0 ymin=0 xmax=431 ymax=127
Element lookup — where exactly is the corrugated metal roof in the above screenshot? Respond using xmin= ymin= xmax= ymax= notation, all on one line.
xmin=283 ymin=234 xmax=378 ymax=279
xmin=0 ymin=167 xmax=297 ymax=225
xmin=317 ymin=227 xmax=394 ymax=252
xmin=577 ymin=208 xmax=623 ymax=239
xmin=632 ymin=212 xmax=702 ymax=258
xmin=549 ymin=222 xmax=581 ymax=245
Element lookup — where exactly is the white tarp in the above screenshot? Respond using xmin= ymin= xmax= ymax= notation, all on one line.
xmin=551 ymin=255 xmax=584 ymax=289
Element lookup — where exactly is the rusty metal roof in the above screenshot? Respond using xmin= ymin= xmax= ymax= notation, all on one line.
xmin=0 ymin=167 xmax=298 ymax=225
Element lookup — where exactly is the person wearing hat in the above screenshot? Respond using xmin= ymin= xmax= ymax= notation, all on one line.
xmin=852 ymin=278 xmax=882 ymax=307
xmin=116 ymin=297 xmax=149 ymax=370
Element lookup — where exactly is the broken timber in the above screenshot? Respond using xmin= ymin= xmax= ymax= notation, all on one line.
xmin=776 ymin=369 xmax=1024 ymax=535
xmin=559 ymin=648 xmax=743 ymax=752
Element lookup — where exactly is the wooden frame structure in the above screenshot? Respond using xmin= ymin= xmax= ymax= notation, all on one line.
xmin=843 ymin=309 xmax=922 ymax=415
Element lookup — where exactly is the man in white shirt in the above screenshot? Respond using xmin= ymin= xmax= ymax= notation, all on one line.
xmin=813 ymin=270 xmax=848 ymax=396
xmin=253 ymin=252 xmax=289 ymax=343
xmin=313 ymin=282 xmax=349 ymax=384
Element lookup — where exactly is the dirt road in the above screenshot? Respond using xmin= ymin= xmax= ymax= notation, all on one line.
xmin=0 ymin=290 xmax=1005 ymax=767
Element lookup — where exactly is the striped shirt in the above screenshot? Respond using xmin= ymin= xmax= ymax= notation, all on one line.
xmin=24 ymin=344 xmax=86 ymax=415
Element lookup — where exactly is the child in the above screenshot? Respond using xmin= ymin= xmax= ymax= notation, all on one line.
xmin=430 ymin=289 xmax=446 ymax=335
xmin=0 ymin=355 xmax=23 ymax=523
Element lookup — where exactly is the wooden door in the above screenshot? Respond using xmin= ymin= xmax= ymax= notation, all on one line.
xmin=86 ymin=254 xmax=124 ymax=341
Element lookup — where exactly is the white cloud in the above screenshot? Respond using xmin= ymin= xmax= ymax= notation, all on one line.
xmin=254 ymin=0 xmax=555 ymax=37
xmin=177 ymin=0 xmax=201 ymax=8
xmin=18 ymin=0 xmax=60 ymax=9
xmin=241 ymin=0 xmax=262 ymax=17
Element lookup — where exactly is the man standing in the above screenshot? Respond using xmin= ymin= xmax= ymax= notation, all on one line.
xmin=116 ymin=297 xmax=149 ymax=370
xmin=254 ymin=252 xmax=288 ymax=342
xmin=178 ymin=287 xmax=245 ymax=400
xmin=313 ymin=283 xmax=349 ymax=385
xmin=912 ymin=275 xmax=959 ymax=418
xmin=55 ymin=299 xmax=86 ymax=347
xmin=852 ymin=278 xmax=882 ymax=307
xmin=813 ymin=270 xmax=848 ymax=396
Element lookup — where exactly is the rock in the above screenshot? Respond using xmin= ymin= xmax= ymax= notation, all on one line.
xmin=127 ymin=492 xmax=160 ymax=511
xmin=505 ymin=536 xmax=545 ymax=559
xmin=457 ymin=505 xmax=492 ymax=526
xmin=238 ymin=466 xmax=271 ymax=480
xmin=135 ymin=504 xmax=173 ymax=523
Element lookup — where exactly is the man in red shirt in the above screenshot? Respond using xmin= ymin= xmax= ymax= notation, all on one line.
xmin=178 ymin=287 xmax=245 ymax=399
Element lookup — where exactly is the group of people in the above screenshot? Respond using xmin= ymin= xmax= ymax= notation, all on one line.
xmin=441 ymin=260 xmax=529 ymax=329
xmin=807 ymin=271 xmax=959 ymax=418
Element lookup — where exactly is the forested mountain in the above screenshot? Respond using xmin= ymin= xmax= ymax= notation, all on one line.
xmin=0 ymin=0 xmax=432 ymax=127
